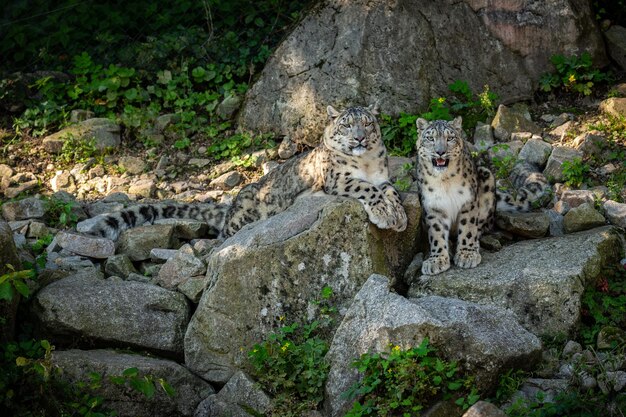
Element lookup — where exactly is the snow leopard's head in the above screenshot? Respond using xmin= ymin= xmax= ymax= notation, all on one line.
xmin=416 ymin=116 xmax=464 ymax=174
xmin=324 ymin=105 xmax=383 ymax=157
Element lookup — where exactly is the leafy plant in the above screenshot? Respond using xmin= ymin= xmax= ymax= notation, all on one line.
xmin=490 ymin=144 xmax=516 ymax=180
xmin=505 ymin=389 xmax=624 ymax=417
xmin=0 ymin=265 xmax=34 ymax=302
xmin=109 ymin=367 xmax=176 ymax=399
xmin=539 ymin=53 xmax=611 ymax=96
xmin=494 ymin=369 xmax=527 ymax=404
xmin=344 ymin=338 xmax=479 ymax=416
xmin=561 ymin=158 xmax=590 ymax=188
xmin=45 ymin=196 xmax=79 ymax=228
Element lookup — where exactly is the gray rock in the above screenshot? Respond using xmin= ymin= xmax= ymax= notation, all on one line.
xmin=239 ymin=0 xmax=604 ymax=144
xmin=462 ymin=401 xmax=507 ymax=417
xmin=495 ymin=211 xmax=550 ymax=239
xmin=56 ymin=231 xmax=115 ymax=259
xmin=118 ymin=156 xmax=147 ymax=175
xmin=553 ymin=200 xmax=570 ymax=215
xmin=562 ymin=340 xmax=583 ymax=358
xmin=27 ymin=221 xmax=49 ymax=239
xmin=510 ymin=131 xmax=533 ymax=142
xmin=277 ymin=136 xmax=297 ymax=159
xmin=491 ymin=104 xmax=541 ymax=142
xmin=33 ymin=270 xmax=190 ymax=354
xmin=510 ymin=378 xmax=569 ymax=405
xmin=69 ymin=109 xmax=94 ymax=123
xmin=604 ymin=371 xmax=626 ymax=392
xmin=53 ymin=349 xmax=213 ymax=417
xmin=156 ymin=113 xmax=181 ymax=132
xmin=117 ymin=224 xmax=177 ymax=261
xmin=572 ymin=131 xmax=606 ymax=159
xmin=104 ymin=254 xmax=138 ymax=279
xmin=599 ymin=97 xmax=626 ymax=119
xmin=53 ymin=255 xmax=96 ymax=271
xmin=563 ymin=202 xmax=606 ymax=233
xmin=184 ymin=195 xmax=421 ymax=384
xmin=2 ymin=197 xmax=46 ymax=221
xmin=547 ymin=209 xmax=565 ymax=237
xmin=596 ymin=326 xmax=626 ymax=350
xmin=325 ymin=275 xmax=541 ymax=417
xmin=560 ymin=190 xmax=596 ymax=208
xmin=488 ymin=140 xmax=523 ymax=161
xmin=543 ymin=146 xmax=583 ymax=183
xmin=518 ymin=138 xmax=552 ymax=167
xmin=604 ymin=200 xmax=626 ymax=228
xmin=3 ymin=173 xmax=39 ymax=198
xmin=156 ymin=248 xmax=207 ymax=290
xmin=551 ymin=113 xmax=574 ymax=128
xmin=216 ymin=94 xmax=242 ymax=119
xmin=177 ymin=276 xmax=206 ymax=303
xmin=209 ymin=171 xmax=242 ymax=190
xmin=409 ymin=226 xmax=623 ymax=336
xmin=86 ymin=200 xmax=125 ymax=217
xmin=150 ymin=248 xmax=179 ymax=263
xmin=473 ymin=122 xmax=494 ymax=151
xmin=548 ymin=120 xmax=575 ymax=139
xmin=43 ymin=118 xmax=121 ymax=153
xmin=154 ymin=218 xmax=209 ymax=239
xmin=50 ymin=170 xmax=76 ymax=193
xmin=605 ymin=25 xmax=626 ymax=71
xmin=194 ymin=371 xmax=270 ymax=417
xmin=128 ymin=179 xmax=156 ymax=198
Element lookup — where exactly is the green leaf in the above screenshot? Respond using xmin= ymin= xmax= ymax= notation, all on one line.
xmin=0 ymin=281 xmax=14 ymax=301
xmin=122 ymin=367 xmax=138 ymax=377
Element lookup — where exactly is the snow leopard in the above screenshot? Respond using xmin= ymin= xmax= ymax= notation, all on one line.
xmin=415 ymin=117 xmax=550 ymax=276
xmin=88 ymin=105 xmax=407 ymax=240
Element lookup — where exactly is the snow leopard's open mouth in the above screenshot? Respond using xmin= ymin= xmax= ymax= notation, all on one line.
xmin=432 ymin=158 xmax=449 ymax=169
xmin=352 ymin=145 xmax=367 ymax=155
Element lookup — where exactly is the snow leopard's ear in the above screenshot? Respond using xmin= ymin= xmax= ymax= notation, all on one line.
xmin=367 ymin=102 xmax=379 ymax=116
xmin=327 ymin=105 xmax=341 ymax=120
xmin=451 ymin=116 xmax=463 ymax=131
xmin=416 ymin=118 xmax=429 ymax=134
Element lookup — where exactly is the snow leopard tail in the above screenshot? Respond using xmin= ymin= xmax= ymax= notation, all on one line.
xmin=87 ymin=202 xmax=230 ymax=240
xmin=496 ymin=162 xmax=551 ymax=212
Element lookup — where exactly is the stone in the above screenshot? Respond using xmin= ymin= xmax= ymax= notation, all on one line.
xmin=495 ymin=211 xmax=550 ymax=239
xmin=548 ymin=120 xmax=575 ymax=139
xmin=153 ymin=218 xmax=209 ymax=239
xmin=25 ymin=221 xmax=47 ymax=239
xmin=117 ymin=224 xmax=177 ymax=261
xmin=551 ymin=113 xmax=574 ymax=128
xmin=52 ymin=349 xmax=213 ymax=417
xmin=518 ymin=138 xmax=552 ymax=167
xmin=560 ymin=190 xmax=596 ymax=208
xmin=277 ymin=136 xmax=297 ymax=159
xmin=216 ymin=94 xmax=242 ymax=119
xmin=104 ymin=254 xmax=137 ymax=279
xmin=563 ymin=340 xmax=583 ymax=358
xmin=462 ymin=401 xmax=507 ymax=417
xmin=600 ymin=97 xmax=626 ymax=119
xmin=473 ymin=122 xmax=494 ymax=151
xmin=547 ymin=209 xmax=565 ymax=237
xmin=408 ymin=226 xmax=623 ymax=336
xmin=42 ymin=118 xmax=121 ymax=153
xmin=239 ymin=0 xmax=605 ymax=144
xmin=491 ymin=104 xmax=541 ymax=142
xmin=177 ymin=276 xmax=206 ymax=303
xmin=33 ymin=270 xmax=190 ymax=355
xmin=572 ymin=131 xmax=606 ymax=159
xmin=324 ymin=275 xmax=541 ymax=416
xmin=604 ymin=25 xmax=626 ymax=71
xmin=604 ymin=200 xmax=626 ymax=229
xmin=511 ymin=378 xmax=569 ymax=404
xmin=118 ymin=156 xmax=147 ymax=175
xmin=563 ymin=202 xmax=606 ymax=233
xmin=194 ymin=371 xmax=270 ymax=417
xmin=209 ymin=171 xmax=242 ymax=190
xmin=155 ymin=247 xmax=207 ymax=290
xmin=510 ymin=131 xmax=533 ymax=142
xmin=128 ymin=179 xmax=156 ymax=198
xmin=52 ymin=255 xmax=96 ymax=271
xmin=3 ymin=173 xmax=39 ymax=198
xmin=543 ymin=146 xmax=583 ymax=183
xmin=184 ymin=195 xmax=421 ymax=384
xmin=596 ymin=326 xmax=626 ymax=350
xmin=50 ymin=170 xmax=76 ymax=193
xmin=150 ymin=248 xmax=179 ymax=263
xmin=488 ymin=140 xmax=523 ymax=161
xmin=156 ymin=113 xmax=181 ymax=132
xmin=69 ymin=109 xmax=94 ymax=123
xmin=1 ymin=197 xmax=46 ymax=221
xmin=56 ymin=231 xmax=115 ymax=259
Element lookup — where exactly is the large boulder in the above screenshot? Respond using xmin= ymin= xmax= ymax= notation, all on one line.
xmin=32 ymin=270 xmax=190 ymax=355
xmin=184 ymin=195 xmax=420 ymax=383
xmin=239 ymin=0 xmax=606 ymax=144
xmin=52 ymin=349 xmax=214 ymax=417
xmin=324 ymin=275 xmax=541 ymax=417
xmin=408 ymin=226 xmax=624 ymax=337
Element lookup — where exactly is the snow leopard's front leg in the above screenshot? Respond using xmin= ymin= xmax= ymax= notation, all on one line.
xmin=454 ymin=201 xmax=482 ymax=269
xmin=422 ymin=207 xmax=452 ymax=275
xmin=326 ymin=175 xmax=406 ymax=232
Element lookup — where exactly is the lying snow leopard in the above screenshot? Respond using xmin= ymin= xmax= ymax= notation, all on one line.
xmin=415 ymin=117 xmax=549 ymax=275
xmin=88 ymin=105 xmax=407 ymax=240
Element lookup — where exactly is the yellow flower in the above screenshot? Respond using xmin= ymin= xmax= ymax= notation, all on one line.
xmin=281 ymin=342 xmax=290 ymax=352
xmin=437 ymin=97 xmax=445 ymax=104
xmin=568 ymin=74 xmax=576 ymax=84
xmin=279 ymin=315 xmax=285 ymax=321
xmin=392 ymin=345 xmax=401 ymax=352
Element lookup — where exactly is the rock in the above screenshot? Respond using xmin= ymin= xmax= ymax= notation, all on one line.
xmin=277 ymin=136 xmax=297 ymax=159
xmin=560 ymin=190 xmax=596 ymax=208
xmin=518 ymin=138 xmax=552 ymax=167
xmin=604 ymin=200 xmax=626 ymax=228
xmin=324 ymin=275 xmax=541 ymax=416
xmin=462 ymin=401 xmax=507 ymax=417
xmin=156 ymin=113 xmax=181 ymax=132
xmin=50 ymin=170 xmax=76 ymax=193
xmin=209 ymin=171 xmax=242 ymax=190
xmin=511 ymin=378 xmax=569 ymax=404
xmin=177 ymin=276 xmax=206 ymax=303
xmin=239 ymin=0 xmax=604 ymax=144
xmin=52 ymin=349 xmax=213 ymax=417
xmin=604 ymin=25 xmax=626 ymax=71
xmin=473 ymin=122 xmax=494 ymax=151
xmin=3 ymin=172 xmax=39 ymax=198
xmin=56 ymin=231 xmax=115 ymax=259
xmin=562 ymin=340 xmax=583 ymax=358
xmin=27 ymin=221 xmax=49 ymax=239
xmin=52 ymin=255 xmax=96 ymax=271
xmin=543 ymin=146 xmax=583 ymax=183
xmin=155 ymin=247 xmax=206 ymax=290
xmin=104 ymin=254 xmax=138 ymax=279
xmin=184 ymin=195 xmax=421 ymax=384
xmin=596 ymin=326 xmax=626 ymax=350
xmin=69 ymin=109 xmax=94 ymax=123
xmin=262 ymin=161 xmax=279 ymax=175
xmin=548 ymin=120 xmax=575 ymax=139
xmin=563 ymin=202 xmax=606 ymax=233
xmin=551 ymin=113 xmax=574 ymax=128
xmin=495 ymin=212 xmax=549 ymax=238
xmin=491 ymin=104 xmax=541 ymax=142
xmin=153 ymin=218 xmax=209 ymax=239
xmin=33 ymin=270 xmax=190 ymax=355
xmin=2 ymin=197 xmax=46 ymax=221
xmin=599 ymin=97 xmax=626 ymax=119
xmin=42 ymin=118 xmax=121 ymax=153
xmin=118 ymin=156 xmax=147 ymax=175
xmin=604 ymin=371 xmax=626 ymax=392
xmin=546 ymin=209 xmax=565 ymax=237
xmin=150 ymin=248 xmax=179 ymax=263
xmin=194 ymin=371 xmax=270 ymax=417
xmin=117 ymin=224 xmax=177 ymax=261
xmin=488 ymin=140 xmax=523 ymax=161
xmin=128 ymin=179 xmax=156 ymax=198
xmin=572 ymin=131 xmax=606 ymax=159
xmin=409 ymin=226 xmax=623 ymax=336
xmin=0 ymin=220 xmax=22 ymax=343
xmin=216 ymin=94 xmax=242 ymax=119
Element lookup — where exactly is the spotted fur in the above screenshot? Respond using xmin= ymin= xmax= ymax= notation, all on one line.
xmin=496 ymin=161 xmax=551 ymax=212
xmin=415 ymin=117 xmax=495 ymax=275
xmin=88 ymin=105 xmax=407 ymax=240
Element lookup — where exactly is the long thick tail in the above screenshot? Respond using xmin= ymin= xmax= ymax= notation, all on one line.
xmin=87 ymin=202 xmax=230 ymax=240
xmin=496 ymin=162 xmax=551 ymax=212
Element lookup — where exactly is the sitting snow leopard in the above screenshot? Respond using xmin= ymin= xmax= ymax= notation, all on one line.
xmin=415 ymin=117 xmax=551 ymax=275
xmin=88 ymin=105 xmax=407 ymax=240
